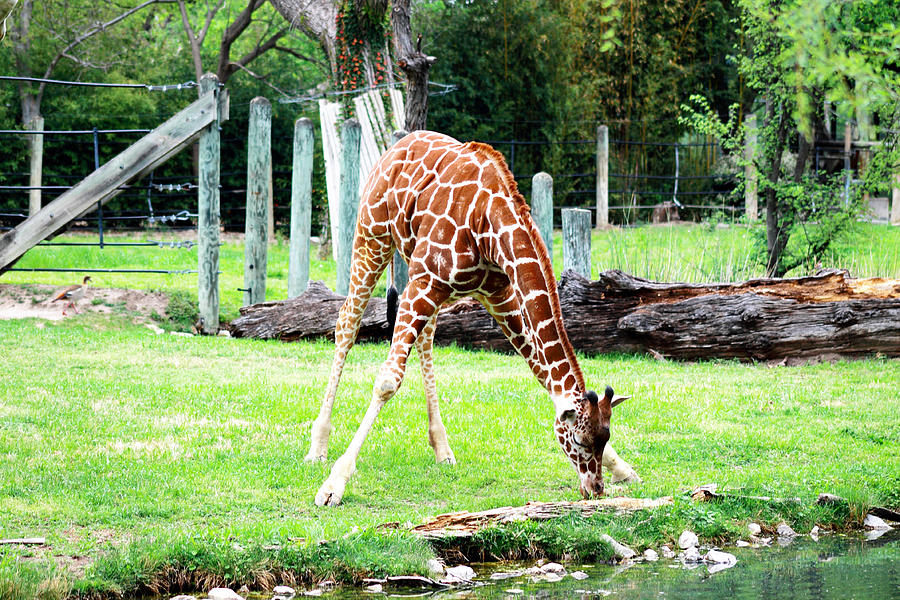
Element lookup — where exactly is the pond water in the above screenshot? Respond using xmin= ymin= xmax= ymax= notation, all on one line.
xmin=176 ymin=530 xmax=900 ymax=600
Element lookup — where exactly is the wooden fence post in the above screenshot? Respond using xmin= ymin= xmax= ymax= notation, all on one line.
xmin=390 ymin=129 xmax=409 ymax=293
xmin=244 ymin=96 xmax=271 ymax=306
xmin=596 ymin=124 xmax=609 ymax=229
xmin=27 ymin=116 xmax=43 ymax=216
xmin=744 ymin=114 xmax=758 ymax=222
xmin=197 ymin=74 xmax=224 ymax=333
xmin=532 ymin=172 xmax=553 ymax=258
xmin=562 ymin=208 xmax=591 ymax=279
xmin=289 ymin=118 xmax=314 ymax=297
xmin=336 ymin=118 xmax=361 ymax=296
xmin=891 ymin=171 xmax=900 ymax=226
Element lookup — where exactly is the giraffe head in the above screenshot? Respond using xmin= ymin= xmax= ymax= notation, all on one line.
xmin=554 ymin=386 xmax=629 ymax=498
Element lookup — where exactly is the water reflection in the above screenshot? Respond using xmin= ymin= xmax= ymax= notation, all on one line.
xmin=161 ymin=531 xmax=900 ymax=600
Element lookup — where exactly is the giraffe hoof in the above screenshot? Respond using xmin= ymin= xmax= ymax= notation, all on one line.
xmin=435 ymin=450 xmax=457 ymax=465
xmin=304 ymin=453 xmax=327 ymax=463
xmin=610 ymin=470 xmax=642 ymax=484
xmin=315 ymin=479 xmax=345 ymax=506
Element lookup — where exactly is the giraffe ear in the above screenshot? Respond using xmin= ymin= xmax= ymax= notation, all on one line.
xmin=553 ymin=396 xmax=578 ymax=423
xmin=611 ymin=394 xmax=630 ymax=408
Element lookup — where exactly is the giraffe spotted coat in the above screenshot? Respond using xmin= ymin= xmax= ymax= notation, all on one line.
xmin=308 ymin=131 xmax=639 ymax=506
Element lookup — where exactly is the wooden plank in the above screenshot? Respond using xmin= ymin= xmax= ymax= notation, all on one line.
xmin=244 ymin=96 xmax=271 ymax=306
xmin=197 ymin=74 xmax=225 ymax=334
xmin=531 ymin=172 xmax=553 ymax=259
xmin=595 ymin=124 xmax=609 ymax=229
xmin=391 ymin=129 xmax=409 ymax=294
xmin=289 ymin=118 xmax=314 ymax=297
xmin=0 ymin=91 xmax=217 ymax=273
xmin=389 ymin=89 xmax=405 ymax=132
xmin=319 ymin=99 xmax=342 ymax=259
xmin=0 ymin=537 xmax=46 ymax=545
xmin=336 ymin=118 xmax=361 ymax=296
xmin=562 ymin=208 xmax=591 ymax=278
xmin=27 ymin=116 xmax=44 ymax=216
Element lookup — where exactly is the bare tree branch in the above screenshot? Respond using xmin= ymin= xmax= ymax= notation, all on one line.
xmin=216 ymin=0 xmax=267 ymax=83
xmin=274 ymin=44 xmax=328 ymax=70
xmin=39 ymin=0 xmax=176 ymax=100
xmin=176 ymin=0 xmax=204 ymax=82
xmin=233 ymin=28 xmax=287 ymax=71
xmin=229 ymin=62 xmax=292 ymax=97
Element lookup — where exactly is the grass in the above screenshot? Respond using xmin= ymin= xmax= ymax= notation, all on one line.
xmin=0 ymin=313 xmax=897 ymax=598
xmin=1 ymin=222 xmax=899 ymax=597
xmin=4 ymin=222 xmax=899 ymax=322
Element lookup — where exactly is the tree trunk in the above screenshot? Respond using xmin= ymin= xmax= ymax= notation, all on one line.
xmin=229 ymin=270 xmax=900 ymax=362
xmin=269 ymin=0 xmax=338 ymax=77
xmin=391 ymin=0 xmax=433 ymax=131
xmin=407 ymin=497 xmax=674 ymax=540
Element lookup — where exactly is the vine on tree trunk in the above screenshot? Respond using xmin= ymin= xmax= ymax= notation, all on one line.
xmin=335 ymin=1 xmax=391 ymax=117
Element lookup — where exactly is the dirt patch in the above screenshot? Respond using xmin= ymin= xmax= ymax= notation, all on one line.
xmin=0 ymin=283 xmax=170 ymax=322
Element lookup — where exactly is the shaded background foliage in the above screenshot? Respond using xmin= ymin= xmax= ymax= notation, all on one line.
xmin=1 ymin=0 xmax=893 ymax=237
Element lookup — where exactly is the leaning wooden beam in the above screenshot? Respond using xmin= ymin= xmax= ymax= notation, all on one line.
xmin=229 ymin=269 xmax=900 ymax=361
xmin=0 ymin=91 xmax=218 ymax=273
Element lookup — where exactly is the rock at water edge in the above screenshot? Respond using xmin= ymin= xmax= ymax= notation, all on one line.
xmin=601 ymin=534 xmax=637 ymax=559
xmin=864 ymin=514 xmax=893 ymax=530
xmin=207 ymin=589 xmax=243 ymax=600
xmin=678 ymin=530 xmax=699 ymax=549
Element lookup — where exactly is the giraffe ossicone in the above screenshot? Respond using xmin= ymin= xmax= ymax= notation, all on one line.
xmin=308 ymin=131 xmax=640 ymax=507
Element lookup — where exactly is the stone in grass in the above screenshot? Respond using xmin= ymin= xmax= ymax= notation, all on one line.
xmin=643 ymin=549 xmax=659 ymax=562
xmin=735 ymin=540 xmax=751 ymax=547
xmin=425 ymin=558 xmax=445 ymax=577
xmin=864 ymin=514 xmax=893 ymax=530
xmin=207 ymin=589 xmax=243 ymax=600
xmin=303 ymin=590 xmax=323 ymax=597
xmin=601 ymin=534 xmax=637 ymax=560
xmin=747 ymin=523 xmax=762 ymax=535
xmin=660 ymin=545 xmax=676 ymax=559
xmin=364 ymin=584 xmax=383 ymax=593
xmin=678 ymin=530 xmax=699 ymax=549
xmin=170 ymin=596 xmax=198 ymax=600
xmin=570 ymin=571 xmax=590 ymax=580
xmin=776 ymin=522 xmax=798 ymax=538
xmin=273 ymin=585 xmax=296 ymax=598
xmin=442 ymin=564 xmax=476 ymax=583
xmin=809 ymin=526 xmax=820 ymax=541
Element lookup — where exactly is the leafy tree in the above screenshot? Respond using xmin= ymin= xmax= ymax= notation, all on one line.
xmin=5 ymin=0 xmax=173 ymax=126
xmin=683 ymin=0 xmax=900 ymax=276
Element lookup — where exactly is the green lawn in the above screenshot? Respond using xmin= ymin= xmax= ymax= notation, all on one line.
xmin=0 ymin=315 xmax=897 ymax=596
xmin=1 ymin=222 xmax=898 ymax=597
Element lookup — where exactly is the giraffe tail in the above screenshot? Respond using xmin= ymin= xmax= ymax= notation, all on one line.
xmin=386 ymin=285 xmax=398 ymax=332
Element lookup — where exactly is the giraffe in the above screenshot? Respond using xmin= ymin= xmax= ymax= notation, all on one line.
xmin=307 ymin=131 xmax=640 ymax=506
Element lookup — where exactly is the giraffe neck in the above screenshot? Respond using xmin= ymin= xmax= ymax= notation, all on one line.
xmin=488 ymin=199 xmax=585 ymax=400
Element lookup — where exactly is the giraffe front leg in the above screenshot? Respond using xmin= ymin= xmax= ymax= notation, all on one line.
xmin=305 ymin=236 xmax=393 ymax=462
xmin=602 ymin=443 xmax=641 ymax=484
xmin=315 ymin=277 xmax=449 ymax=506
xmin=416 ymin=314 xmax=455 ymax=464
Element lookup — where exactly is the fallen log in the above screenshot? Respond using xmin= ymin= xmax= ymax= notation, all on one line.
xmin=404 ymin=497 xmax=674 ymax=540
xmin=229 ymin=269 xmax=900 ymax=361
